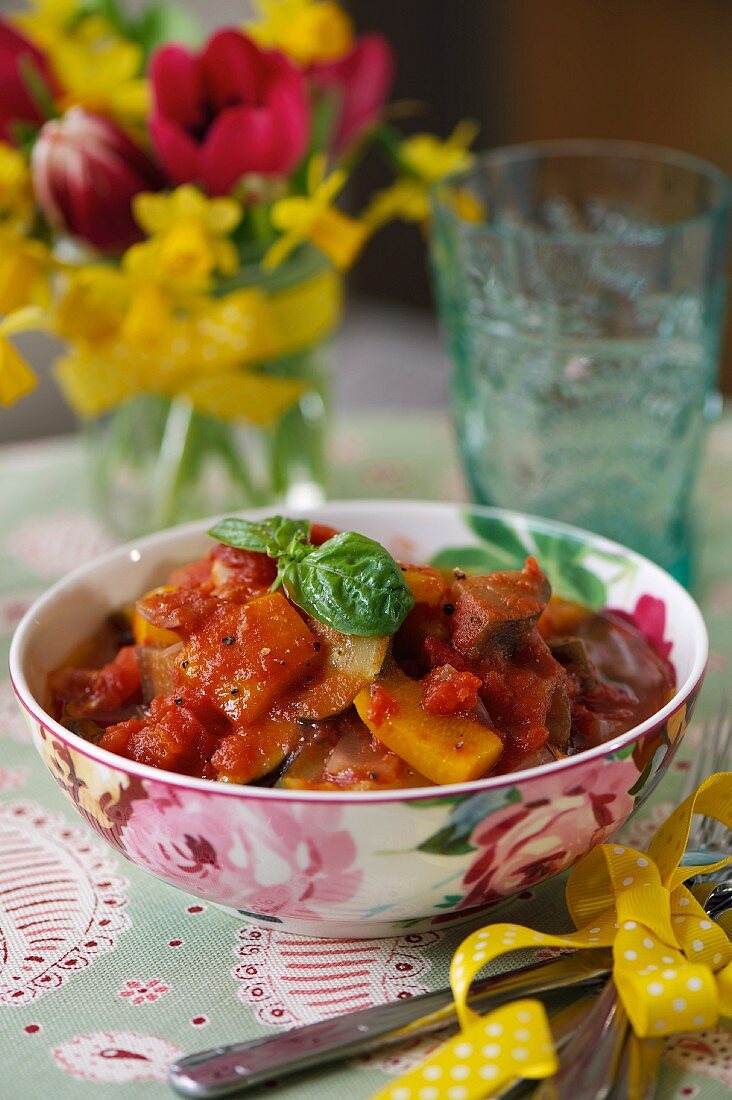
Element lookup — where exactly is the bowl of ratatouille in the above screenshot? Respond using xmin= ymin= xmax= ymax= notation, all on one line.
xmin=10 ymin=501 xmax=706 ymax=937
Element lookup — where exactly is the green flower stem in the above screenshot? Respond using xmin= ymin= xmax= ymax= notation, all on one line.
xmin=151 ymin=394 xmax=197 ymax=529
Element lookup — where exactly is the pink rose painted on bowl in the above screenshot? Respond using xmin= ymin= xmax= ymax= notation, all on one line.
xmin=119 ymin=784 xmax=362 ymax=919
xmin=459 ymin=762 xmax=635 ymax=908
xmin=607 ymin=594 xmax=672 ymax=660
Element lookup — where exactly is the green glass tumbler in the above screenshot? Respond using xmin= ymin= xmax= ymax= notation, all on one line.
xmin=429 ymin=140 xmax=730 ymax=586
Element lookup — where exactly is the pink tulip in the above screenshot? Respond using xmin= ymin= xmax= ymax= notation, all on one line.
xmin=149 ymin=29 xmax=309 ymax=196
xmin=32 ymin=108 xmax=165 ymax=254
xmin=0 ymin=19 xmax=59 ymax=142
xmin=310 ymin=34 xmax=394 ymax=151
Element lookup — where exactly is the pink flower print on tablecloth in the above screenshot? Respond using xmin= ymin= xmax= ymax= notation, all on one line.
xmin=620 ymin=801 xmax=675 ymax=851
xmin=53 ymin=1031 xmax=181 ymax=1083
xmin=664 ymin=1027 xmax=732 ymax=1090
xmin=0 ymin=591 xmax=36 ymax=632
xmin=0 ymin=680 xmax=30 ymax=742
xmin=0 ymin=801 xmax=129 ymax=1005
xmin=118 ymin=978 xmax=169 ymax=1006
xmin=233 ymin=928 xmax=441 ymax=1028
xmin=0 ymin=766 xmax=28 ymax=792
xmin=6 ymin=513 xmax=115 ymax=578
xmin=459 ymin=762 xmax=634 ymax=909
xmin=120 ymin=789 xmax=362 ymax=919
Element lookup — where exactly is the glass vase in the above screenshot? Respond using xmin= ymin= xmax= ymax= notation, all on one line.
xmin=83 ymin=247 xmax=334 ymax=541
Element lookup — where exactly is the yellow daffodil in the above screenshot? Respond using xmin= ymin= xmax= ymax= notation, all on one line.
xmin=362 ymin=121 xmax=480 ymax=230
xmin=53 ymin=266 xmax=128 ymax=344
xmin=54 ymin=345 xmax=141 ymax=418
xmin=398 ymin=121 xmax=478 ymax=184
xmin=251 ymin=0 xmax=353 ymax=65
xmin=0 ymin=231 xmax=50 ymax=314
xmin=20 ymin=7 xmax=150 ymax=127
xmin=14 ymin=0 xmax=78 ymax=43
xmin=264 ymin=154 xmax=366 ymax=271
xmin=51 ymin=29 xmax=150 ymax=125
xmin=0 ymin=144 xmax=34 ymax=227
xmin=131 ymin=186 xmax=242 ymax=292
xmin=0 ymin=305 xmax=46 ymax=406
xmin=449 ymin=186 xmax=486 ymax=223
xmin=362 ymin=177 xmax=433 ymax=230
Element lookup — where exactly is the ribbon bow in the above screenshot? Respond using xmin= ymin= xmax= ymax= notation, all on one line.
xmin=375 ymin=772 xmax=732 ymax=1100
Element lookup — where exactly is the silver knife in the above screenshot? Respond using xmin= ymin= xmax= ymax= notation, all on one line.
xmin=169 ymin=949 xmax=611 ymax=1097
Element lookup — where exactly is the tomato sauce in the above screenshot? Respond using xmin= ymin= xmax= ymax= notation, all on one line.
xmin=49 ymin=533 xmax=676 ymax=790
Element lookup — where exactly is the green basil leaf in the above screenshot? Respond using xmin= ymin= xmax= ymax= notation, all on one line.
xmin=286 ymin=531 xmax=415 ymax=636
xmin=209 ymin=516 xmax=310 ymax=558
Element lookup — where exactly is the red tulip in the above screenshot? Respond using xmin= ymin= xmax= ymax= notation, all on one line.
xmin=150 ymin=29 xmax=309 ymax=197
xmin=310 ymin=34 xmax=394 ymax=152
xmin=32 ymin=108 xmax=165 ymax=254
xmin=0 ymin=19 xmax=59 ymax=142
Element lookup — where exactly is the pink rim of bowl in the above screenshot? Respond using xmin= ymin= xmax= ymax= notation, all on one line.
xmin=9 ymin=500 xmax=708 ymax=804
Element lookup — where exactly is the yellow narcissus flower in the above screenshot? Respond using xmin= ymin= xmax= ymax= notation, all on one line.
xmin=264 ymin=153 xmax=366 ymax=271
xmin=14 ymin=0 xmax=78 ymax=42
xmin=22 ymin=8 xmax=150 ymax=126
xmin=0 ymin=306 xmax=45 ymax=406
xmin=251 ymin=0 xmax=353 ymax=65
xmin=363 ymin=121 xmax=479 ymax=229
xmin=51 ymin=30 xmax=150 ymax=125
xmin=0 ymin=231 xmax=50 ymax=314
xmin=362 ymin=177 xmax=432 ymax=230
xmin=131 ymin=186 xmax=243 ymax=292
xmin=0 ymin=144 xmax=34 ymax=226
xmin=399 ymin=121 xmax=478 ymax=184
xmin=54 ymin=261 xmax=180 ymax=354
xmin=53 ymin=266 xmax=128 ymax=344
xmin=449 ymin=187 xmax=486 ymax=223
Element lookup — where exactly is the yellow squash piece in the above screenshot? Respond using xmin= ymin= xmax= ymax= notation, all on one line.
xmin=355 ymin=667 xmax=503 ymax=785
xmin=132 ymin=587 xmax=181 ymax=647
xmin=293 ymin=619 xmax=389 ymax=720
xmin=401 ymin=565 xmax=448 ymax=608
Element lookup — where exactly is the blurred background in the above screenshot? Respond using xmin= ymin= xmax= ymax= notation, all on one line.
xmin=3 ymin=0 xmax=732 ymax=443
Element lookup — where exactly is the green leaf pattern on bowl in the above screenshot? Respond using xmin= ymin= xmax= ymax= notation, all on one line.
xmin=430 ymin=510 xmax=634 ymax=608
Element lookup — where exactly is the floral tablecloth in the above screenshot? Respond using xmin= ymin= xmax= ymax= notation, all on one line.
xmin=1 ymin=412 xmax=731 ymax=1099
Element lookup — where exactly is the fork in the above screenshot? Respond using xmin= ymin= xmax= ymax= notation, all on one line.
xmin=529 ymin=694 xmax=732 ymax=1100
xmin=681 ymin=691 xmax=732 ymax=864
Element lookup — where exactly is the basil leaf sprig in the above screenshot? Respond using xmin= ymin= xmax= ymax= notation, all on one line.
xmin=208 ymin=516 xmax=415 ymax=637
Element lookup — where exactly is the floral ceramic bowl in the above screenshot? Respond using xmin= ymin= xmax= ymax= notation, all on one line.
xmin=10 ymin=501 xmax=707 ymax=938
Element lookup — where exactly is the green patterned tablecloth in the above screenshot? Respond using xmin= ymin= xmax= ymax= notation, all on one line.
xmin=1 ymin=413 xmax=730 ymax=1098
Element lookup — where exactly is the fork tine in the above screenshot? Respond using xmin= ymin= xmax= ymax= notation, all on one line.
xmin=680 ymin=690 xmax=732 ymax=854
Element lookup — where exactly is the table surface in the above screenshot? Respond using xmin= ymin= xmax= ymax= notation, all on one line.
xmin=1 ymin=413 xmax=731 ymax=1099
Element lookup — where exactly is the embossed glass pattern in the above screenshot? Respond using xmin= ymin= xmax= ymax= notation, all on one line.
xmin=430 ymin=140 xmax=730 ymax=585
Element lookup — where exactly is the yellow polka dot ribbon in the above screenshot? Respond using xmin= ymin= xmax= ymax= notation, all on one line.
xmin=375 ymin=772 xmax=732 ymax=1100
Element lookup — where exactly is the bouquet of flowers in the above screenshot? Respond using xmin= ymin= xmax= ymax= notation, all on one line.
xmin=0 ymin=0 xmax=476 ymax=533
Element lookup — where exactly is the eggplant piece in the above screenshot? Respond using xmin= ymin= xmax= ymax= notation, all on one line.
xmin=277 ymin=714 xmax=431 ymax=790
xmin=137 ymin=642 xmax=183 ymax=703
xmin=62 ymin=717 xmax=104 ymax=743
xmin=548 ymin=635 xmax=597 ymax=692
xmin=451 ymin=558 xmax=552 ymax=657
xmin=276 ymin=730 xmax=336 ymax=788
xmin=293 ymin=620 xmax=389 ymax=721
xmin=545 ymin=683 xmax=572 ymax=751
